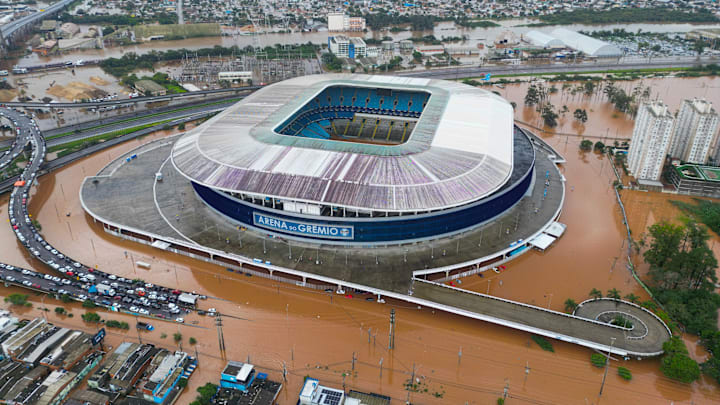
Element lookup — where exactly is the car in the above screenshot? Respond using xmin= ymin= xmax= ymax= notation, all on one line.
xmin=43 ymin=274 xmax=52 ymax=280
xmin=22 ymin=280 xmax=32 ymax=286
xmin=50 ymin=249 xmax=57 ymax=255
xmin=144 ymin=283 xmax=154 ymax=288
xmin=175 ymin=317 xmax=184 ymax=323
xmin=108 ymin=274 xmax=117 ymax=280
xmin=207 ymin=308 xmax=217 ymax=313
xmin=5 ymin=276 xmax=14 ymax=282
xmin=170 ymin=308 xmax=181 ymax=314
xmin=61 ymin=279 xmax=71 ymax=285
xmin=110 ymin=282 xmax=119 ymax=288
xmin=139 ymin=309 xmax=149 ymax=315
xmin=73 ymin=262 xmax=81 ymax=268
xmin=129 ymin=306 xmax=139 ymax=312
xmin=78 ymin=295 xmax=87 ymax=300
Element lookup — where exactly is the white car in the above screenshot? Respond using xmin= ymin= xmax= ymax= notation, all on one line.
xmin=129 ymin=306 xmax=139 ymax=312
xmin=139 ymin=309 xmax=149 ymax=315
xmin=108 ymin=274 xmax=117 ymax=280
xmin=175 ymin=317 xmax=184 ymax=323
xmin=207 ymin=308 xmax=217 ymax=313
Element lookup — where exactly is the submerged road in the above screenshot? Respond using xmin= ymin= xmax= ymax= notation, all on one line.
xmin=0 ymin=106 xmax=671 ymax=356
xmin=0 ymin=108 xmax=205 ymax=322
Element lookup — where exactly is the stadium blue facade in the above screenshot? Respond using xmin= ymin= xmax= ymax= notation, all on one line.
xmin=191 ymin=127 xmax=536 ymax=245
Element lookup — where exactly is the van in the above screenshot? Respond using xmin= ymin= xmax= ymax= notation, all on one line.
xmin=0 ymin=70 xmax=8 ymax=76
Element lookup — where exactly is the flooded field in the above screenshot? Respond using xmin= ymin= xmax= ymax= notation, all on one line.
xmin=1 ymin=77 xmax=720 ymax=403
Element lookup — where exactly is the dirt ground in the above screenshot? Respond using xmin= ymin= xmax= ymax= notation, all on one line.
xmin=89 ymin=76 xmax=109 ymax=86
xmin=47 ymin=81 xmax=106 ymax=101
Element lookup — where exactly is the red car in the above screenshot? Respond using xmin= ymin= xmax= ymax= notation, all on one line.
xmin=171 ymin=289 xmax=181 ymax=295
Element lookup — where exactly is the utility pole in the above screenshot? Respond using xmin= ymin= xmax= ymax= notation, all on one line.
xmin=503 ymin=379 xmax=509 ymax=402
xmin=379 ymin=357 xmax=383 ymax=378
xmin=599 ymin=337 xmax=617 ymax=397
xmin=216 ymin=313 xmax=226 ymax=357
xmin=524 ymin=361 xmax=530 ymax=385
xmin=352 ymin=352 xmax=356 ymax=371
xmin=458 ymin=346 xmax=462 ymax=366
xmin=388 ymin=309 xmax=395 ymax=350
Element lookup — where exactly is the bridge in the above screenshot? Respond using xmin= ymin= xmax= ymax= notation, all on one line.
xmin=0 ymin=0 xmax=74 ymax=50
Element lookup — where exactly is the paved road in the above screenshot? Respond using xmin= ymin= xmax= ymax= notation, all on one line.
xmin=0 ymin=98 xmax=238 ymax=149
xmin=0 ymin=0 xmax=74 ymax=42
xmin=0 ymin=107 xmax=206 ymax=322
xmin=396 ymin=57 xmax=719 ymax=79
xmin=1 ymin=87 xmax=260 ymax=108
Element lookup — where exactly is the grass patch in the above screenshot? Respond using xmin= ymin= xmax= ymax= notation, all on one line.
xmin=531 ymin=335 xmax=554 ymax=352
xmin=49 ymin=119 xmax=177 ymax=157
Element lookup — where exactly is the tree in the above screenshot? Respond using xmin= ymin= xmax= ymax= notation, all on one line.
xmin=540 ymin=103 xmax=558 ymax=127
xmin=189 ymin=337 xmax=197 ymax=345
xmin=594 ymin=141 xmax=605 ymax=152
xmin=607 ymin=288 xmax=621 ymax=299
xmin=618 ymin=366 xmax=633 ymax=380
xmin=583 ymin=81 xmax=595 ymax=96
xmin=624 ymin=293 xmax=640 ymax=303
xmin=82 ymin=299 xmax=97 ymax=308
xmin=661 ymin=337 xmax=701 ymax=383
xmin=573 ymin=108 xmax=588 ymax=123
xmin=589 ymin=288 xmax=602 ymax=299
xmin=191 ymin=383 xmax=218 ymax=405
xmin=81 ymin=312 xmax=101 ymax=323
xmin=174 ymin=332 xmax=183 ymax=343
xmin=4 ymin=294 xmax=29 ymax=306
xmin=60 ymin=294 xmax=72 ymax=303
xmin=524 ymin=84 xmax=541 ymax=107
xmin=579 ymin=140 xmax=593 ymax=151
xmin=54 ymin=307 xmax=66 ymax=315
xmin=178 ymin=123 xmax=186 ymax=130
xmin=693 ymin=40 xmax=707 ymax=57
xmin=564 ymin=298 xmax=578 ymax=313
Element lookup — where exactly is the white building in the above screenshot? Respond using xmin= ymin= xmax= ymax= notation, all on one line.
xmin=328 ymin=35 xmax=366 ymax=59
xmin=523 ymin=30 xmax=565 ymax=48
xmin=299 ymin=378 xmax=345 ymax=405
xmin=327 ymin=13 xmax=366 ymax=32
xmin=669 ymin=99 xmax=719 ymax=164
xmin=628 ymin=101 xmax=675 ymax=183
xmin=550 ymin=28 xmax=622 ymax=57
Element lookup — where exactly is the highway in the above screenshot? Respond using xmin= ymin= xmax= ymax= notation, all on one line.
xmin=0 ymin=107 xmax=205 ymax=322
xmin=0 ymin=97 xmax=237 ymax=149
xmin=396 ymin=57 xmax=719 ymax=80
xmin=0 ymin=0 xmax=74 ymax=43
xmin=1 ymin=86 xmax=261 ymax=108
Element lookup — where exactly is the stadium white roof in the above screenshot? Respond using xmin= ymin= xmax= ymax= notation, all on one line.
xmin=523 ymin=30 xmax=565 ymax=48
xmin=172 ymin=74 xmax=515 ymax=212
xmin=550 ymin=28 xmax=622 ymax=57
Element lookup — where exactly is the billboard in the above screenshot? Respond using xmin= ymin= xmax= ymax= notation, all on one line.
xmin=253 ymin=212 xmax=354 ymax=240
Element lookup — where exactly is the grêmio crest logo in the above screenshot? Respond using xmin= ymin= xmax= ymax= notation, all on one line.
xmin=253 ymin=213 xmax=354 ymax=239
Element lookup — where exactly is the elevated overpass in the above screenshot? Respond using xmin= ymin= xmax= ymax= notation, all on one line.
xmin=0 ymin=0 xmax=74 ymax=49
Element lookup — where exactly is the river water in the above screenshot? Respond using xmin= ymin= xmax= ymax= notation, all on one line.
xmin=1 ymin=78 xmax=720 ymax=403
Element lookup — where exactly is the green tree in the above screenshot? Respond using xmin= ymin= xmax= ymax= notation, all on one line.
xmin=573 ymin=108 xmax=588 ymax=123
xmin=4 ymin=294 xmax=29 ymax=306
xmin=191 ymin=383 xmax=218 ymax=405
xmin=81 ymin=312 xmax=101 ymax=323
xmin=589 ymin=288 xmax=602 ymax=299
xmin=607 ymin=288 xmax=621 ymax=299
xmin=618 ymin=366 xmax=632 ymax=380
xmin=564 ymin=298 xmax=578 ymax=313
xmin=624 ymin=293 xmax=640 ymax=303
xmin=594 ymin=141 xmax=605 ymax=152
xmin=189 ymin=337 xmax=197 ymax=345
xmin=693 ymin=40 xmax=707 ymax=57
xmin=54 ymin=307 xmax=66 ymax=315
xmin=661 ymin=337 xmax=700 ymax=383
xmin=174 ymin=332 xmax=183 ymax=343
xmin=82 ymin=299 xmax=97 ymax=308
xmin=579 ymin=139 xmax=593 ymax=151
xmin=540 ymin=103 xmax=558 ymax=127
xmin=60 ymin=294 xmax=72 ymax=303
xmin=524 ymin=84 xmax=541 ymax=107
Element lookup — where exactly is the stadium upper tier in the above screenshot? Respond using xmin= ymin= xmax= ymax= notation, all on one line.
xmin=171 ymin=74 xmax=515 ymax=213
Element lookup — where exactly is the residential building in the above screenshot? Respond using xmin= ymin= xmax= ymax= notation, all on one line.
xmin=327 ymin=12 xmax=365 ymax=32
xmin=140 ymin=350 xmax=195 ymax=404
xmin=628 ymin=101 xmax=675 ymax=183
xmin=299 ymin=378 xmax=344 ymax=405
xmin=670 ymin=99 xmax=719 ymax=164
xmin=328 ymin=35 xmax=366 ymax=59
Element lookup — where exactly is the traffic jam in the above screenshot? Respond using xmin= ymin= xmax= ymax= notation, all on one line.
xmin=0 ymin=107 xmax=204 ymax=322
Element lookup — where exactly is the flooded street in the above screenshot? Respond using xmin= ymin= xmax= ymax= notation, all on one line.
xmin=1 ymin=78 xmax=720 ymax=403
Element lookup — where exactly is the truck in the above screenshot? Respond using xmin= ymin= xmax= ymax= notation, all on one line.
xmin=136 ymin=322 xmax=154 ymax=331
xmin=11 ymin=67 xmax=27 ymax=74
xmin=96 ymin=283 xmax=116 ymax=297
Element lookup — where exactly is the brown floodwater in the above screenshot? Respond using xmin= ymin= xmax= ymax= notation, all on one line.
xmin=1 ymin=79 xmax=720 ymax=403
xmin=497 ymin=76 xmax=720 ymax=141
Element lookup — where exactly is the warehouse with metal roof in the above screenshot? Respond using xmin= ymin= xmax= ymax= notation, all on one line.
xmin=523 ymin=30 xmax=565 ymax=48
xmin=550 ymin=28 xmax=622 ymax=57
